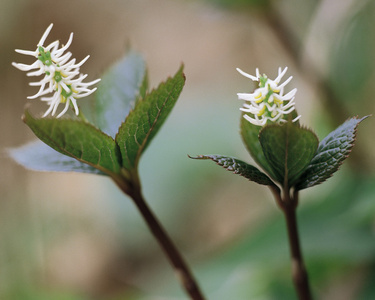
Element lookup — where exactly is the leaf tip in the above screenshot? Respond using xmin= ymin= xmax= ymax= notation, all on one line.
xmin=187 ymin=154 xmax=205 ymax=160
xmin=21 ymin=109 xmax=33 ymax=124
xmin=358 ymin=114 xmax=371 ymax=122
xmin=179 ymin=64 xmax=186 ymax=82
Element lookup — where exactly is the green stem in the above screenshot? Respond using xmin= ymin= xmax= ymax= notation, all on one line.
xmin=115 ymin=178 xmax=206 ymax=300
xmin=69 ymin=102 xmax=89 ymax=122
xmin=77 ymin=109 xmax=89 ymax=123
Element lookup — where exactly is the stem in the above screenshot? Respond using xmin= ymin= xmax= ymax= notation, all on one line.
xmin=77 ymin=109 xmax=89 ymax=123
xmin=282 ymin=192 xmax=312 ymax=300
xmin=116 ymin=179 xmax=206 ymax=300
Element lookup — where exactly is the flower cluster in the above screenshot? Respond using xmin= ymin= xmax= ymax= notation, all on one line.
xmin=237 ymin=67 xmax=300 ymax=126
xmin=12 ymin=23 xmax=100 ymax=118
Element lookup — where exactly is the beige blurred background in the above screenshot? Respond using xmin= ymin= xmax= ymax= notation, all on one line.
xmin=1 ymin=0 xmax=375 ymax=299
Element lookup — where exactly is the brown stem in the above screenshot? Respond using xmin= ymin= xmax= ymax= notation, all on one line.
xmin=282 ymin=191 xmax=313 ymax=300
xmin=115 ymin=178 xmax=206 ymax=300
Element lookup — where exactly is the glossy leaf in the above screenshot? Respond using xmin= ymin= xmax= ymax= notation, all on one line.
xmin=259 ymin=122 xmax=319 ymax=187
xmin=190 ymin=154 xmax=277 ymax=186
xmin=95 ymin=50 xmax=148 ymax=138
xmin=8 ymin=140 xmax=104 ymax=175
xmin=23 ymin=111 xmax=122 ymax=176
xmin=116 ymin=65 xmax=185 ymax=171
xmin=295 ymin=116 xmax=369 ymax=190
xmin=240 ymin=115 xmax=277 ymax=180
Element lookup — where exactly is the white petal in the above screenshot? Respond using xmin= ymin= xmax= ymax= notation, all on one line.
xmin=265 ymin=103 xmax=277 ymax=111
xmin=56 ymin=100 xmax=70 ymax=118
xmin=26 ymin=69 xmax=45 ymax=77
xmin=280 ymin=98 xmax=296 ymax=110
xmin=27 ymin=83 xmax=49 ymax=99
xmin=255 ymin=68 xmax=260 ymax=79
xmin=277 ymin=76 xmax=293 ymax=90
xmin=74 ymin=55 xmax=90 ymax=68
xmin=243 ymin=114 xmax=263 ymax=126
xmin=83 ymin=78 xmax=101 ymax=85
xmin=54 ymin=52 xmax=73 ymax=65
xmin=51 ymin=96 xmax=62 ymax=116
xmin=278 ymin=106 xmax=296 ymax=115
xmin=45 ymin=41 xmax=60 ymax=52
xmin=240 ymin=106 xmax=259 ymax=114
xmin=42 ymin=103 xmax=55 ymax=117
xmin=282 ymin=88 xmax=297 ymax=99
xmin=38 ymin=24 xmax=54 ymax=46
xmin=274 ymin=67 xmax=288 ymax=83
xmin=69 ymin=97 xmax=79 ymax=115
xmin=59 ymin=81 xmax=71 ymax=93
xmin=74 ymin=87 xmax=97 ymax=98
xmin=15 ymin=49 xmax=38 ymax=56
xmin=54 ymin=32 xmax=73 ymax=56
xmin=236 ymin=68 xmax=259 ymax=81
xmin=12 ymin=60 xmax=40 ymax=71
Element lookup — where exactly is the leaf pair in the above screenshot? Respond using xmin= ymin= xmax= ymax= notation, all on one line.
xmin=193 ymin=115 xmax=367 ymax=191
xmin=10 ymin=51 xmax=185 ymax=183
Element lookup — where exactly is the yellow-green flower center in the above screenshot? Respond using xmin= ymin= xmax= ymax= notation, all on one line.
xmin=256 ymin=75 xmax=282 ymax=119
xmin=38 ymin=46 xmax=52 ymax=66
xmin=60 ymin=85 xmax=73 ymax=103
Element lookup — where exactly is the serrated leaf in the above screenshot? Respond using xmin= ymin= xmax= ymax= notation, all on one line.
xmin=136 ymin=68 xmax=149 ymax=105
xmin=240 ymin=115 xmax=277 ymax=179
xmin=116 ymin=65 xmax=185 ymax=171
xmin=95 ymin=50 xmax=148 ymax=138
xmin=190 ymin=155 xmax=277 ymax=186
xmin=8 ymin=140 xmax=104 ymax=175
xmin=295 ymin=116 xmax=369 ymax=190
xmin=23 ymin=111 xmax=122 ymax=176
xmin=259 ymin=122 xmax=319 ymax=187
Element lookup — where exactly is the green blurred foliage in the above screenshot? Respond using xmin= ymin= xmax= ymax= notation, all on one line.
xmin=203 ymin=0 xmax=270 ymax=9
xmin=138 ymin=172 xmax=375 ymax=299
xmin=330 ymin=0 xmax=375 ymax=113
xmin=3 ymin=0 xmax=375 ymax=299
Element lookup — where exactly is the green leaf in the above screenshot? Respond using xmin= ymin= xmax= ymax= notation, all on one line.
xmin=295 ymin=116 xmax=369 ymax=190
xmin=23 ymin=111 xmax=122 ymax=176
xmin=259 ymin=122 xmax=319 ymax=187
xmin=240 ymin=111 xmax=301 ymax=181
xmin=240 ymin=115 xmax=277 ymax=180
xmin=189 ymin=154 xmax=277 ymax=186
xmin=116 ymin=65 xmax=185 ymax=171
xmin=95 ymin=50 xmax=147 ymax=138
xmin=8 ymin=140 xmax=104 ymax=175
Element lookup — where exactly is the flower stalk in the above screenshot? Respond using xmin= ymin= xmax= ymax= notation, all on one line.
xmin=239 ymin=67 xmax=312 ymax=299
xmin=114 ymin=176 xmax=206 ymax=300
xmin=271 ymin=187 xmax=313 ymax=300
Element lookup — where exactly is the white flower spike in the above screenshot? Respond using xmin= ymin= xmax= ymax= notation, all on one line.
xmin=236 ymin=67 xmax=301 ymax=126
xmin=12 ymin=23 xmax=100 ymax=118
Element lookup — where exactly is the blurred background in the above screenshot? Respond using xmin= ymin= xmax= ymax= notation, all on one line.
xmin=1 ymin=0 xmax=375 ymax=299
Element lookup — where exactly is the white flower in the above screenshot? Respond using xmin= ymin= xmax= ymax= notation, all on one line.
xmin=236 ymin=67 xmax=301 ymax=126
xmin=12 ymin=23 xmax=100 ymax=118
